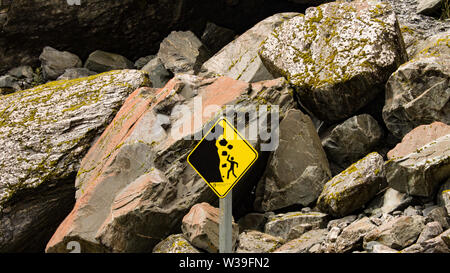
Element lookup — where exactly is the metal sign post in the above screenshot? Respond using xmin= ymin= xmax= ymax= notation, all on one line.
xmin=219 ymin=190 xmax=233 ymax=253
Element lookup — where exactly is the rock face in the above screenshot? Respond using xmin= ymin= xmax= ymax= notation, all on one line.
xmin=317 ymin=152 xmax=387 ymax=217
xmin=383 ymin=56 xmax=450 ymax=139
xmin=363 ymin=215 xmax=426 ymax=250
xmin=236 ymin=230 xmax=284 ymax=253
xmin=334 ymin=217 xmax=377 ymax=253
xmin=385 ymin=134 xmax=450 ymax=197
xmin=264 ymin=211 xmax=328 ymax=239
xmin=153 ymin=234 xmax=201 ymax=253
xmin=201 ymin=13 xmax=299 ymax=83
xmin=157 ymin=31 xmax=211 ymax=75
xmin=322 ymin=114 xmax=383 ymax=169
xmin=0 ymin=70 xmax=150 ymax=252
xmin=39 ymin=46 xmax=82 ymax=80
xmin=416 ymin=0 xmax=442 ymax=16
xmin=141 ymin=57 xmax=173 ymax=88
xmin=256 ymin=109 xmax=331 ymax=211
xmin=260 ymin=0 xmax=407 ymax=122
xmin=181 ymin=203 xmax=238 ymax=253
xmin=387 ymin=122 xmax=450 ymax=159
xmin=46 ymin=74 xmax=290 ymax=253
xmin=84 ymin=50 xmax=134 ymax=73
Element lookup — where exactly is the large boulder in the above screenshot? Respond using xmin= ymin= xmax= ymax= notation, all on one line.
xmin=236 ymin=230 xmax=284 ymax=253
xmin=273 ymin=229 xmax=328 ymax=253
xmin=0 ymin=70 xmax=150 ymax=252
xmin=317 ymin=152 xmax=387 ymax=217
xmin=255 ymin=109 xmax=331 ymax=211
xmin=39 ymin=46 xmax=82 ymax=80
xmin=322 ymin=114 xmax=383 ymax=169
xmin=157 ymin=31 xmax=212 ymax=75
xmin=264 ymin=211 xmax=328 ymax=239
xmin=46 ymin=75 xmax=292 ymax=253
xmin=387 ymin=122 xmax=450 ymax=160
xmin=259 ymin=0 xmax=407 ymax=122
xmin=181 ymin=202 xmax=238 ymax=253
xmin=201 ymin=13 xmax=299 ymax=83
xmin=382 ymin=56 xmax=450 ymax=139
xmin=84 ymin=50 xmax=134 ymax=73
xmin=363 ymin=215 xmax=426 ymax=250
xmin=385 ymin=134 xmax=450 ymax=197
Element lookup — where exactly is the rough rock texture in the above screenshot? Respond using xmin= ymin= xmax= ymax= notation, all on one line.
xmin=157 ymin=31 xmax=211 ymax=75
xmin=438 ymin=179 xmax=450 ymax=215
xmin=39 ymin=46 xmax=82 ymax=80
xmin=364 ymin=241 xmax=398 ymax=253
xmin=322 ymin=114 xmax=383 ymax=168
xmin=141 ymin=57 xmax=173 ymax=88
xmin=46 ymin=75 xmax=291 ymax=253
xmin=367 ymin=188 xmax=413 ymax=215
xmin=383 ymin=56 xmax=450 ymax=139
xmin=273 ymin=229 xmax=328 ymax=253
xmin=416 ymin=0 xmax=442 ymax=16
xmin=402 ymin=228 xmax=450 ymax=253
xmin=134 ymin=55 xmax=155 ymax=70
xmin=201 ymin=22 xmax=236 ymax=55
xmin=363 ymin=215 xmax=426 ymax=250
xmin=256 ymin=109 xmax=331 ymax=211
xmin=0 ymin=70 xmax=150 ymax=252
xmin=236 ymin=230 xmax=284 ymax=253
xmin=260 ymin=0 xmax=407 ymax=121
xmin=238 ymin=213 xmax=269 ymax=233
xmin=317 ymin=152 xmax=387 ymax=217
xmin=182 ymin=202 xmax=238 ymax=253
xmin=84 ymin=50 xmax=134 ymax=73
xmin=57 ymin=68 xmax=97 ymax=81
xmin=152 ymin=234 xmax=201 ymax=253
xmin=425 ymin=207 xmax=449 ymax=230
xmin=334 ymin=217 xmax=377 ymax=253
xmin=201 ymin=13 xmax=299 ymax=83
xmin=417 ymin=221 xmax=444 ymax=243
xmin=264 ymin=211 xmax=328 ymax=239
xmin=387 ymin=122 xmax=450 ymax=159
xmin=385 ymin=134 xmax=450 ymax=197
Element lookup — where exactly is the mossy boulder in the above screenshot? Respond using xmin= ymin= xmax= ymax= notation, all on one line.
xmin=317 ymin=152 xmax=387 ymax=217
xmin=0 ymin=70 xmax=150 ymax=252
xmin=236 ymin=230 xmax=285 ymax=253
xmin=152 ymin=234 xmax=201 ymax=253
xmin=259 ymin=0 xmax=407 ymax=122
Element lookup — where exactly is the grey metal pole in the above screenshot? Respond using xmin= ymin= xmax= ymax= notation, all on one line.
xmin=219 ymin=190 xmax=233 ymax=253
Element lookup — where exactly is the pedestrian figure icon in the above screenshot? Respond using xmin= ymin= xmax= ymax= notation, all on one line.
xmin=187 ymin=117 xmax=258 ymax=198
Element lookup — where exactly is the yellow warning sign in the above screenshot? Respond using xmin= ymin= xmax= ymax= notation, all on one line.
xmin=187 ymin=117 xmax=258 ymax=198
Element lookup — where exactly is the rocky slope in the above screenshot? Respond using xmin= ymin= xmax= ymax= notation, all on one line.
xmin=0 ymin=0 xmax=449 ymax=253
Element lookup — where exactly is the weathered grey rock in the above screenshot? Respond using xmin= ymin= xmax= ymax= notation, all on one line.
xmin=201 ymin=22 xmax=236 ymax=55
xmin=236 ymin=230 xmax=284 ymax=253
xmin=425 ymin=207 xmax=449 ymax=229
xmin=438 ymin=179 xmax=450 ymax=215
xmin=387 ymin=122 xmax=450 ymax=160
xmin=385 ymin=134 xmax=450 ymax=197
xmin=287 ymin=224 xmax=315 ymax=240
xmin=273 ymin=229 xmax=328 ymax=253
xmin=363 ymin=215 xmax=425 ymax=250
xmin=182 ymin=202 xmax=238 ymax=253
xmin=416 ymin=0 xmax=442 ymax=16
xmin=84 ymin=50 xmax=134 ymax=73
xmin=404 ymin=206 xmax=422 ymax=216
xmin=141 ymin=57 xmax=173 ymax=88
xmin=264 ymin=211 xmax=327 ymax=240
xmin=201 ymin=13 xmax=299 ymax=83
xmin=7 ymin=66 xmax=34 ymax=79
xmin=402 ymin=228 xmax=450 ymax=253
xmin=365 ymin=188 xmax=414 ymax=216
xmin=0 ymin=75 xmax=20 ymax=94
xmin=0 ymin=70 xmax=150 ymax=252
xmin=153 ymin=234 xmax=201 ymax=253
xmin=56 ymin=68 xmax=97 ymax=81
xmin=134 ymin=55 xmax=155 ymax=70
xmin=417 ymin=222 xmax=444 ymax=243
xmin=39 ymin=46 xmax=82 ymax=80
xmin=257 ymin=109 xmax=331 ymax=211
xmin=157 ymin=31 xmax=211 ymax=75
xmin=383 ymin=56 xmax=450 ymax=139
xmin=327 ymin=215 xmax=357 ymax=231
xmin=322 ymin=114 xmax=383 ymax=168
xmin=364 ymin=241 xmax=398 ymax=253
xmin=237 ymin=213 xmax=269 ymax=233
xmin=334 ymin=217 xmax=377 ymax=253
xmin=317 ymin=152 xmax=387 ymax=217
xmin=260 ymin=1 xmax=407 ymax=122
xmin=414 ymin=31 xmax=450 ymax=59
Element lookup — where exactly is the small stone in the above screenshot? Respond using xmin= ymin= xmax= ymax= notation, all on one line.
xmin=327 ymin=215 xmax=357 ymax=230
xmin=417 ymin=222 xmax=444 ymax=243
xmin=236 ymin=230 xmax=284 ymax=253
xmin=84 ymin=50 xmax=134 ymax=73
xmin=153 ymin=234 xmax=201 ymax=253
xmin=39 ymin=46 xmax=82 ymax=80
xmin=392 ymin=211 xmax=403 ymax=216
xmin=327 ymin=227 xmax=341 ymax=243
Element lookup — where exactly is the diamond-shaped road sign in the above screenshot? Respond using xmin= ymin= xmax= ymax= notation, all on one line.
xmin=187 ymin=117 xmax=258 ymax=198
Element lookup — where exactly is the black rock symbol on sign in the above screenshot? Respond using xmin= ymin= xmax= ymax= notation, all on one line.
xmin=218 ymin=138 xmax=238 ymax=180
